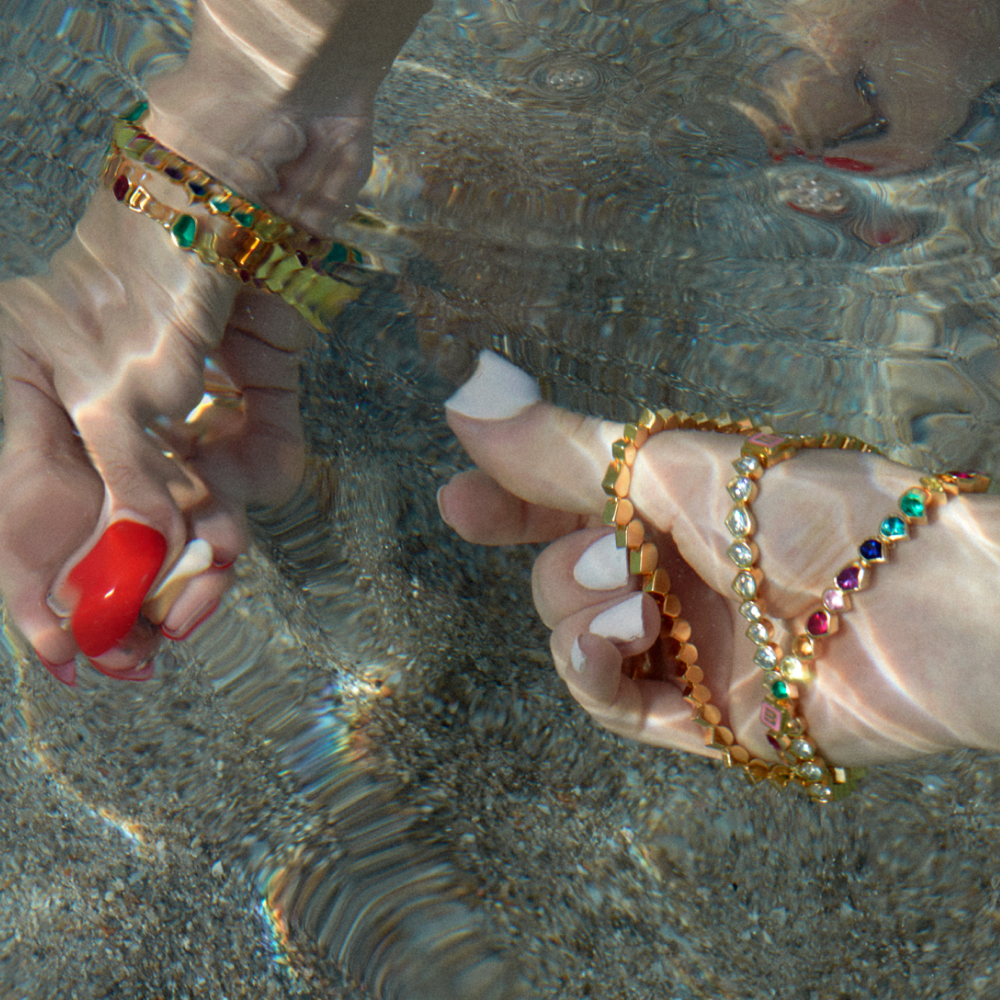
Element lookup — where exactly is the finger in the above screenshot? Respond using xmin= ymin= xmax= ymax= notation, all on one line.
xmin=549 ymin=593 xmax=710 ymax=757
xmin=0 ymin=373 xmax=103 ymax=667
xmin=160 ymin=567 xmax=228 ymax=641
xmin=530 ymin=527 xmax=633 ymax=628
xmin=445 ymin=351 xmax=618 ymax=515
xmin=437 ymin=470 xmax=584 ymax=546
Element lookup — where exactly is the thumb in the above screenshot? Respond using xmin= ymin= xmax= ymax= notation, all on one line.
xmin=444 ymin=351 xmax=619 ymax=517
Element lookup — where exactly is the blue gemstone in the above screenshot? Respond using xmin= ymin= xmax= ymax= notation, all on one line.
xmin=860 ymin=538 xmax=883 ymax=561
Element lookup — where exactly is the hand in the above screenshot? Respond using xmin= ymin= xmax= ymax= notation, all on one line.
xmin=438 ymin=353 xmax=1000 ymax=768
xmin=749 ymin=0 xmax=1000 ymax=174
xmin=0 ymin=197 xmax=310 ymax=682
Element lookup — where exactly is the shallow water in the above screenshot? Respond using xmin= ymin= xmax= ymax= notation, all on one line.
xmin=2 ymin=1 xmax=1000 ymax=997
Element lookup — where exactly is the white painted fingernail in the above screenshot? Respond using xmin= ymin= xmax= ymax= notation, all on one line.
xmin=570 ymin=636 xmax=587 ymax=672
xmin=573 ymin=533 xmax=629 ymax=591
xmin=590 ymin=593 xmax=645 ymax=643
xmin=143 ymin=539 xmax=214 ymax=624
xmin=444 ymin=351 xmax=541 ymax=420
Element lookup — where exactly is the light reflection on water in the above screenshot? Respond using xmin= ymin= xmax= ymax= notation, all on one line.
xmin=2 ymin=0 xmax=1000 ymax=997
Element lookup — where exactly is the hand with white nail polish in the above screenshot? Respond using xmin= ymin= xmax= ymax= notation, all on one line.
xmin=439 ymin=351 xmax=1000 ymax=768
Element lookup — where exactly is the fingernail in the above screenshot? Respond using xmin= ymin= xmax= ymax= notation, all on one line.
xmin=444 ymin=351 xmax=541 ymax=420
xmin=436 ymin=485 xmax=456 ymax=528
xmin=590 ymin=593 xmax=645 ymax=643
xmin=162 ymin=599 xmax=220 ymax=642
xmin=822 ymin=156 xmax=874 ymax=173
xmin=570 ymin=636 xmax=587 ymax=673
xmin=573 ymin=532 xmax=629 ymax=591
xmin=143 ymin=539 xmax=214 ymax=625
xmin=38 ymin=653 xmax=77 ymax=687
xmin=87 ymin=658 xmax=155 ymax=682
xmin=67 ymin=520 xmax=168 ymax=658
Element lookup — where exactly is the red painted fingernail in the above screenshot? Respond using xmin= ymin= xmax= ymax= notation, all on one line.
xmin=161 ymin=599 xmax=220 ymax=642
xmin=67 ymin=520 xmax=168 ymax=658
xmin=88 ymin=658 xmax=156 ymax=682
xmin=822 ymin=156 xmax=875 ymax=173
xmin=38 ymin=653 xmax=77 ymax=687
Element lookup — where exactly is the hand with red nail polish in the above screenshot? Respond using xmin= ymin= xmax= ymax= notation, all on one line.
xmin=747 ymin=0 xmax=1000 ymax=174
xmin=66 ymin=521 xmax=168 ymax=658
xmin=0 ymin=1 xmax=431 ymax=683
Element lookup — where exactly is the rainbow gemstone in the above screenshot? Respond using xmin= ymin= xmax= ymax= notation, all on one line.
xmin=835 ymin=564 xmax=863 ymax=591
xmin=900 ymin=489 xmax=926 ymax=518
xmin=859 ymin=538 xmax=884 ymax=562
xmin=806 ymin=610 xmax=830 ymax=636
xmin=879 ymin=516 xmax=906 ymax=540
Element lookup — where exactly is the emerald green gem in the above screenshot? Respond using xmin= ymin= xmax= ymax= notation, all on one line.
xmin=209 ymin=196 xmax=232 ymax=215
xmin=171 ymin=214 xmax=197 ymax=249
xmin=233 ymin=210 xmax=255 ymax=228
xmin=122 ymin=101 xmax=148 ymax=122
xmin=880 ymin=515 xmax=906 ymax=538
xmin=771 ymin=679 xmax=789 ymax=700
xmin=899 ymin=491 xmax=926 ymax=518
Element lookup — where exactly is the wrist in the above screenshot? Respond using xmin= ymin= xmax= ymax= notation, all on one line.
xmin=143 ymin=0 xmax=430 ymax=202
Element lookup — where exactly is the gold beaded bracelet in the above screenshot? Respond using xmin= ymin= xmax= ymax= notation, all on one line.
xmin=603 ymin=411 xmax=882 ymax=801
xmin=101 ymin=103 xmax=368 ymax=332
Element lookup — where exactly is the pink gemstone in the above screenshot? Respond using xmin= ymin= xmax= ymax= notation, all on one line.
xmin=807 ymin=610 xmax=830 ymax=636
xmin=835 ymin=564 xmax=862 ymax=591
xmin=761 ymin=702 xmax=783 ymax=731
xmin=747 ymin=432 xmax=788 ymax=447
xmin=823 ymin=588 xmax=846 ymax=612
xmin=766 ymin=733 xmax=782 ymax=751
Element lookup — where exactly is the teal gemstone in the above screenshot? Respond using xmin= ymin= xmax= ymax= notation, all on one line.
xmin=122 ymin=101 xmax=148 ymax=122
xmin=209 ymin=196 xmax=232 ymax=215
xmin=232 ymin=210 xmax=255 ymax=228
xmin=171 ymin=214 xmax=197 ymax=249
xmin=880 ymin=515 xmax=906 ymax=538
xmin=899 ymin=490 xmax=926 ymax=518
xmin=771 ymin=679 xmax=789 ymax=700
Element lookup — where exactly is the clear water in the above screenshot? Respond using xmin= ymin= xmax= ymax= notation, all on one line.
xmin=2 ymin=1 xmax=1000 ymax=997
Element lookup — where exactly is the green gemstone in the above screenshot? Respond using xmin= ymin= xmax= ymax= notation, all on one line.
xmin=171 ymin=214 xmax=197 ymax=249
xmin=771 ymin=679 xmax=789 ymax=700
xmin=209 ymin=196 xmax=232 ymax=215
xmin=899 ymin=490 xmax=926 ymax=518
xmin=122 ymin=101 xmax=148 ymax=122
xmin=232 ymin=209 xmax=256 ymax=228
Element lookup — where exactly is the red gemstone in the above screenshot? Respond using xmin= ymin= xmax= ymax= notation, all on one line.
xmin=807 ymin=611 xmax=830 ymax=636
xmin=113 ymin=174 xmax=129 ymax=201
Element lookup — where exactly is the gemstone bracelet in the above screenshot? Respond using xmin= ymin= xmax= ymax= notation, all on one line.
xmin=101 ymin=103 xmax=369 ymax=331
xmin=603 ymin=411 xmax=881 ymax=801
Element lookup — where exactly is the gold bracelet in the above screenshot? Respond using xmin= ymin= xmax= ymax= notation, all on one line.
xmin=603 ymin=412 xmax=880 ymax=801
xmin=101 ymin=103 xmax=367 ymax=331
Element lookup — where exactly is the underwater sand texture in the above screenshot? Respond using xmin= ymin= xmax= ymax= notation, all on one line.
xmin=2 ymin=0 xmax=1000 ymax=997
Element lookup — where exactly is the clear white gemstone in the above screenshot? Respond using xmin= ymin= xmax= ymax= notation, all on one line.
xmin=732 ymin=571 xmax=757 ymax=599
xmin=725 ymin=505 xmax=752 ymax=538
xmin=798 ymin=761 xmax=825 ymax=782
xmin=739 ymin=600 xmax=762 ymax=621
xmin=754 ymin=645 xmax=779 ymax=669
xmin=727 ymin=476 xmax=753 ymax=502
xmin=790 ymin=738 xmax=815 ymax=760
xmin=728 ymin=541 xmax=754 ymax=568
xmin=746 ymin=622 xmax=770 ymax=645
xmin=733 ymin=455 xmax=761 ymax=477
